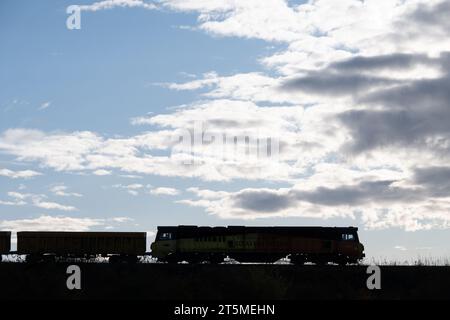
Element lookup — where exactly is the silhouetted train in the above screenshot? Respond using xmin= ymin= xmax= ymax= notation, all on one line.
xmin=151 ymin=226 xmax=365 ymax=265
xmin=0 ymin=226 xmax=365 ymax=265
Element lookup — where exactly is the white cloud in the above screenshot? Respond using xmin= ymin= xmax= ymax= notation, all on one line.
xmin=0 ymin=199 xmax=26 ymax=206
xmin=0 ymin=129 xmax=103 ymax=171
xmin=0 ymin=215 xmax=134 ymax=232
xmin=50 ymin=185 xmax=83 ymax=197
xmin=78 ymin=0 xmax=450 ymax=80
xmin=158 ymin=71 xmax=220 ymax=91
xmin=160 ymin=0 xmax=450 ymax=74
xmin=178 ymin=186 xmax=351 ymax=220
xmin=7 ymin=191 xmax=30 ymax=200
xmin=0 ymin=215 xmax=133 ymax=231
xmin=0 ymin=215 xmax=102 ymax=231
xmin=156 ymin=72 xmax=311 ymax=105
xmin=0 ymin=168 xmax=42 ymax=179
xmin=179 ymin=184 xmax=450 ymax=231
xmin=82 ymin=0 xmax=447 ymax=62
xmin=119 ymin=174 xmax=142 ymax=179
xmin=80 ymin=0 xmax=157 ymax=12
xmin=114 ymin=183 xmax=144 ymax=190
xmin=0 ymin=105 xmax=311 ymax=181
xmin=112 ymin=183 xmax=144 ymax=196
xmin=31 ymin=199 xmax=77 ymax=211
xmin=109 ymin=216 xmax=134 ymax=223
xmin=161 ymin=0 xmax=307 ymax=42
xmin=103 ymin=216 xmax=136 ymax=229
xmin=93 ymin=169 xmax=112 ymax=176
xmin=149 ymin=187 xmax=180 ymax=196
xmin=1 ymin=191 xmax=77 ymax=211
xmin=38 ymin=101 xmax=51 ymax=111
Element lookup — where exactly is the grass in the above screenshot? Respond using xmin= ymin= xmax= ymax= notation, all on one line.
xmin=3 ymin=254 xmax=450 ymax=266
xmin=364 ymin=256 xmax=450 ymax=266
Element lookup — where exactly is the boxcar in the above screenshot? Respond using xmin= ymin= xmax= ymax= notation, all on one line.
xmin=17 ymin=231 xmax=146 ymax=263
xmin=0 ymin=232 xmax=11 ymax=262
xmin=151 ymin=225 xmax=365 ymax=265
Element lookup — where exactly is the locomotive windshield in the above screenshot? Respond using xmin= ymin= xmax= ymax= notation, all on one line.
xmin=342 ymin=233 xmax=355 ymax=241
xmin=159 ymin=232 xmax=173 ymax=240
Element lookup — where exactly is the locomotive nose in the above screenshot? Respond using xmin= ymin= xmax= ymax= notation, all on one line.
xmin=360 ymin=243 xmax=365 ymax=257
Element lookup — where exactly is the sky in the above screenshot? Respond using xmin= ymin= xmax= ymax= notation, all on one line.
xmin=1 ymin=0 xmax=450 ymax=262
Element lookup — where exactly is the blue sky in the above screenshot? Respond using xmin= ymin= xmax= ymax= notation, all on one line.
xmin=1 ymin=0 xmax=450 ymax=262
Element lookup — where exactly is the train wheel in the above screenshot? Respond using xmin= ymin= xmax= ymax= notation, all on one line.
xmin=43 ymin=254 xmax=56 ymax=263
xmin=26 ymin=254 xmax=43 ymax=264
xmin=125 ymin=255 xmax=138 ymax=264
xmin=184 ymin=253 xmax=200 ymax=264
xmin=290 ymin=254 xmax=306 ymax=265
xmin=209 ymin=254 xmax=224 ymax=264
xmin=313 ymin=258 xmax=327 ymax=266
xmin=338 ymin=257 xmax=348 ymax=266
xmin=166 ymin=253 xmax=180 ymax=264
xmin=109 ymin=255 xmax=119 ymax=264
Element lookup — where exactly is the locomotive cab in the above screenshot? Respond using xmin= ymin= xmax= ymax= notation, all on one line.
xmin=150 ymin=227 xmax=178 ymax=261
xmin=337 ymin=228 xmax=365 ymax=262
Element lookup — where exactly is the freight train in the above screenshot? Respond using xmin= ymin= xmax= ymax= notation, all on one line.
xmin=0 ymin=226 xmax=365 ymax=265
xmin=0 ymin=231 xmax=145 ymax=263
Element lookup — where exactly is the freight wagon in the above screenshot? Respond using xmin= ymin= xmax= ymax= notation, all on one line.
xmin=17 ymin=231 xmax=146 ymax=263
xmin=150 ymin=226 xmax=365 ymax=265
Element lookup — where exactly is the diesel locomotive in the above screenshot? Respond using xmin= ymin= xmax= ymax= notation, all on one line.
xmin=0 ymin=226 xmax=365 ymax=265
xmin=151 ymin=225 xmax=365 ymax=265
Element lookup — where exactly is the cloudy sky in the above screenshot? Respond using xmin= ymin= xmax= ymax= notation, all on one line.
xmin=1 ymin=0 xmax=450 ymax=262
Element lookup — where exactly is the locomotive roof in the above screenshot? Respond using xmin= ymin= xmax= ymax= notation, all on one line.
xmin=158 ymin=225 xmax=357 ymax=230
xmin=157 ymin=225 xmax=358 ymax=238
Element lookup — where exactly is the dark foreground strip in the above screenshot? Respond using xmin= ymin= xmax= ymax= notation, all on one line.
xmin=0 ymin=300 xmax=444 ymax=319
